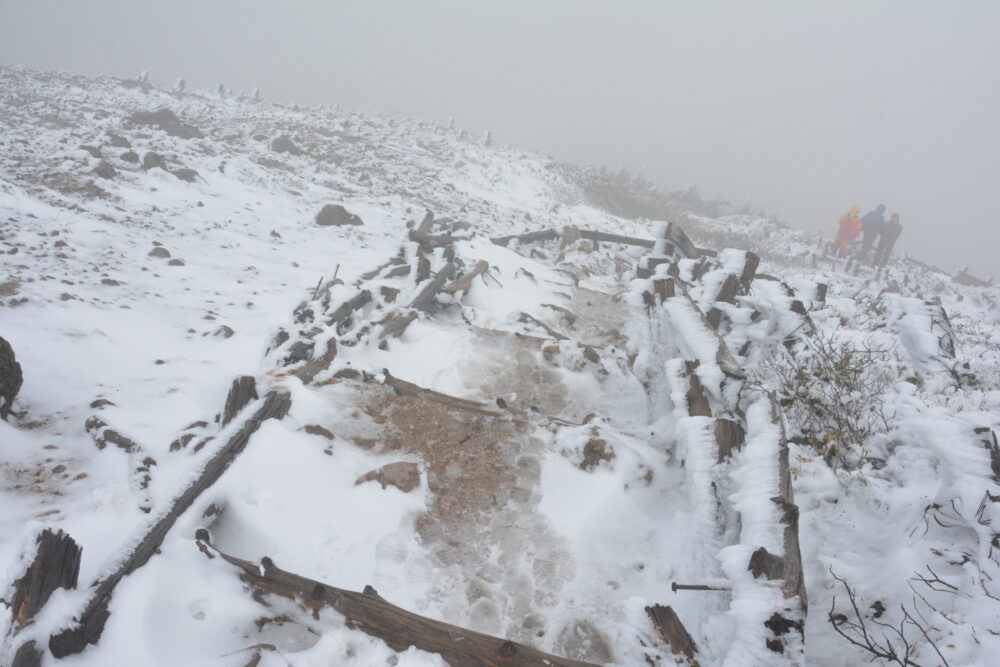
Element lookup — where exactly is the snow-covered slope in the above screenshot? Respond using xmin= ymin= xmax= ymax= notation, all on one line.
xmin=1 ymin=66 xmax=998 ymax=666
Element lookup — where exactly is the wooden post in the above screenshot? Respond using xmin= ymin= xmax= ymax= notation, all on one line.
xmin=49 ymin=391 xmax=292 ymax=658
xmin=645 ymin=604 xmax=699 ymax=664
xmin=8 ymin=530 xmax=82 ymax=666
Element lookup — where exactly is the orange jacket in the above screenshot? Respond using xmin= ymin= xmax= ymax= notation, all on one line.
xmin=837 ymin=212 xmax=862 ymax=247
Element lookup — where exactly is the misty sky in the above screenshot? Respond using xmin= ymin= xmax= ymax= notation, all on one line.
xmin=2 ymin=1 xmax=997 ymax=276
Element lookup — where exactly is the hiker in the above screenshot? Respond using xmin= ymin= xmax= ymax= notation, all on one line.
xmin=835 ymin=205 xmax=862 ymax=256
xmin=859 ymin=204 xmax=886 ymax=259
xmin=873 ymin=213 xmax=903 ymax=267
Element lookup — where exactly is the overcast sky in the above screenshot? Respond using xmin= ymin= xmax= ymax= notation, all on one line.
xmin=2 ymin=1 xmax=997 ymax=276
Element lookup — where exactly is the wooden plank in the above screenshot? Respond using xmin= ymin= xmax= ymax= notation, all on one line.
xmin=324 ymin=290 xmax=371 ymax=329
xmin=8 ymin=530 xmax=82 ymax=667
xmin=645 ymin=604 xmax=699 ymax=664
xmin=490 ymin=229 xmax=559 ymax=247
xmin=221 ymin=376 xmax=258 ymax=426
xmin=409 ymin=262 xmax=456 ymax=311
xmin=10 ymin=529 xmax=82 ymax=629
xmin=292 ymin=338 xmax=338 ymax=384
xmin=200 ymin=534 xmax=598 ymax=667
xmin=578 ymin=229 xmax=655 ymax=248
xmin=49 ymin=391 xmax=293 ymax=658
xmin=665 ymin=222 xmax=700 ymax=259
xmin=714 ymin=419 xmax=745 ymax=462
xmin=444 ymin=260 xmax=489 ymax=294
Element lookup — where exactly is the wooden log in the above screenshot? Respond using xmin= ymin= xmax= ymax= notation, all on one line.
xmin=517 ymin=312 xmax=567 ymax=341
xmin=768 ymin=396 xmax=807 ymax=608
xmin=636 ymin=256 xmax=675 ymax=279
xmin=813 ymin=283 xmax=828 ymax=307
xmin=8 ymin=530 xmax=82 ymax=667
xmin=409 ymin=262 xmax=456 ymax=311
xmin=198 ymin=535 xmax=597 ymax=667
xmin=380 ymin=371 xmax=503 ymax=418
xmin=377 ymin=311 xmax=418 ymax=341
xmin=10 ymin=530 xmax=82 ymax=630
xmin=490 ymin=229 xmax=560 ymax=247
xmin=714 ymin=419 xmax=745 ymax=462
xmin=49 ymin=391 xmax=293 ymax=658
xmin=444 ymin=260 xmax=489 ymax=294
xmin=642 ymin=278 xmax=675 ymax=310
xmin=325 ymin=290 xmax=372 ymax=329
xmin=292 ymin=338 xmax=338 ymax=384
xmin=664 ymin=222 xmax=700 ymax=259
xmin=360 ymin=258 xmax=405 ymax=282
xmin=739 ymin=252 xmax=760 ymax=289
xmin=221 ymin=376 xmax=258 ymax=426
xmin=645 ymin=604 xmax=699 ymax=664
xmin=713 ymin=274 xmax=741 ymax=305
xmin=578 ymin=229 xmax=655 ymax=248
xmin=684 ymin=361 xmax=713 ymax=418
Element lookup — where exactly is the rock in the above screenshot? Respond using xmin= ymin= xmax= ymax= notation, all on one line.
xmin=80 ymin=145 xmax=102 ymax=159
xmin=148 ymin=247 xmax=171 ymax=258
xmin=0 ymin=335 xmax=23 ymax=420
xmin=142 ymin=151 xmax=165 ymax=171
xmin=171 ymin=168 xmax=199 ymax=182
xmin=127 ymin=108 xmax=204 ymax=139
xmin=108 ymin=133 xmax=131 ymax=148
xmin=100 ymin=278 xmax=122 ymax=286
xmin=304 ymin=424 xmax=335 ymax=439
xmin=355 ymin=462 xmax=421 ymax=492
xmin=580 ymin=436 xmax=615 ymax=471
xmin=213 ymin=325 xmax=234 ymax=338
xmin=315 ymin=204 xmax=363 ymax=227
xmin=93 ymin=160 xmax=117 ymax=179
xmin=168 ymin=258 xmax=185 ymax=266
xmin=120 ymin=150 xmax=139 ymax=163
xmin=270 ymin=135 xmax=303 ymax=155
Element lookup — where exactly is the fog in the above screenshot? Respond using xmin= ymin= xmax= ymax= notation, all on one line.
xmin=2 ymin=1 xmax=997 ymax=276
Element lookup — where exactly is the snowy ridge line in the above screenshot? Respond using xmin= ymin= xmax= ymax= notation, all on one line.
xmin=622 ymin=226 xmax=809 ymax=664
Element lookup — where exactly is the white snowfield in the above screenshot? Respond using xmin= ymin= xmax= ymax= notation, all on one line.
xmin=1 ymin=66 xmax=999 ymax=666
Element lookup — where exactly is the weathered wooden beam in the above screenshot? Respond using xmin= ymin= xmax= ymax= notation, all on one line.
xmin=49 ymin=391 xmax=293 ymax=658
xmin=444 ymin=260 xmax=489 ymax=294
xmin=221 ymin=376 xmax=258 ymax=426
xmin=199 ymin=535 xmax=597 ymax=667
xmin=645 ymin=604 xmax=699 ymax=664
xmin=578 ymin=229 xmax=655 ymax=248
xmin=684 ymin=361 xmax=713 ymax=418
xmin=739 ymin=252 xmax=760 ymax=289
xmin=714 ymin=419 xmax=745 ymax=462
xmin=380 ymin=371 xmax=503 ymax=418
xmin=664 ymin=222 xmax=700 ymax=259
xmin=642 ymin=278 xmax=675 ymax=310
xmin=770 ymin=395 xmax=807 ymax=608
xmin=292 ymin=338 xmax=338 ymax=385
xmin=490 ymin=229 xmax=560 ymax=247
xmin=517 ymin=312 xmax=567 ymax=341
xmin=409 ymin=262 xmax=456 ymax=311
xmin=8 ymin=530 xmax=82 ymax=667
xmin=325 ymin=290 xmax=372 ymax=329
xmin=10 ymin=530 xmax=82 ymax=627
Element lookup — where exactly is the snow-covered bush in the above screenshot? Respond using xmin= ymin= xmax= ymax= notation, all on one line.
xmin=751 ymin=330 xmax=898 ymax=468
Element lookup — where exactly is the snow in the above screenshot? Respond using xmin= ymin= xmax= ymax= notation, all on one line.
xmin=1 ymin=65 xmax=999 ymax=666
